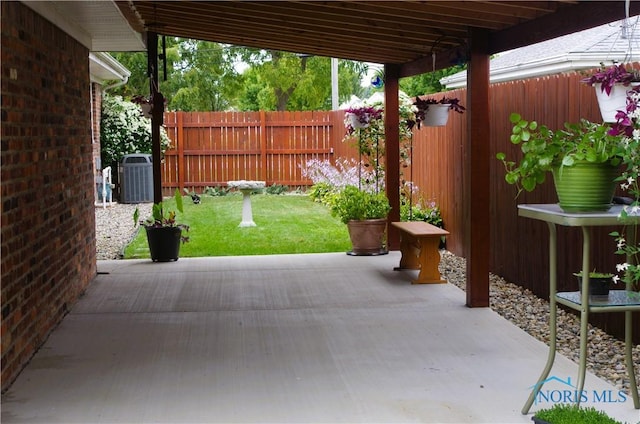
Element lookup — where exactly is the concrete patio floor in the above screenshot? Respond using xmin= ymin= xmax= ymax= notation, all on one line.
xmin=2 ymin=252 xmax=639 ymax=423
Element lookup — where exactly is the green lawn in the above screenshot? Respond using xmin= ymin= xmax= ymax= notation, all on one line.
xmin=124 ymin=194 xmax=352 ymax=258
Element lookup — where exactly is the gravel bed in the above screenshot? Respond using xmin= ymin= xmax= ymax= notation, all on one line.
xmin=95 ymin=202 xmax=152 ymax=260
xmin=95 ymin=202 xmax=640 ymax=398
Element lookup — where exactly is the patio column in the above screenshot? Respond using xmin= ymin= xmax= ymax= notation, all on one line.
xmin=384 ymin=64 xmax=401 ymax=250
xmin=465 ymin=27 xmax=490 ymax=307
xmin=147 ymin=31 xmax=163 ymax=204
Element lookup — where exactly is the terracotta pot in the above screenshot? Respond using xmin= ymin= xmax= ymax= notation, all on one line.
xmin=347 ymin=218 xmax=387 ymax=255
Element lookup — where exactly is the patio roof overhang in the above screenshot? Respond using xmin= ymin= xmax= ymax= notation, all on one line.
xmin=116 ymin=1 xmax=640 ymax=77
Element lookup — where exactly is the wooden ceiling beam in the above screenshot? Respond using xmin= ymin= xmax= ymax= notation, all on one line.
xmin=134 ymin=1 xmax=468 ymax=47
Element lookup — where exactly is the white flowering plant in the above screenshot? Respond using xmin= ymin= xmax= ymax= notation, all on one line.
xmin=608 ymin=86 xmax=640 ymax=292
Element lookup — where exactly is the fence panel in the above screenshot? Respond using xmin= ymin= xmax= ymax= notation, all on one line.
xmin=163 ymin=110 xmax=345 ymax=192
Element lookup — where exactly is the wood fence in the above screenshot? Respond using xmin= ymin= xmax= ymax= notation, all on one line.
xmin=162 ymin=110 xmax=355 ymax=192
xmin=160 ymin=71 xmax=639 ymax=343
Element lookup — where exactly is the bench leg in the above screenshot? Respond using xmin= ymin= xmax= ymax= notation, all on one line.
xmin=395 ymin=233 xmax=421 ymax=270
xmin=413 ymin=237 xmax=446 ymax=285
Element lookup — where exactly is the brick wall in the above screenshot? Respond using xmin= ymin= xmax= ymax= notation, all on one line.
xmin=1 ymin=2 xmax=97 ymax=391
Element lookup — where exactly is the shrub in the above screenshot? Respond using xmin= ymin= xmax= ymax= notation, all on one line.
xmin=203 ymin=185 xmax=230 ymax=196
xmin=330 ymin=185 xmax=391 ymax=224
xmin=100 ymin=93 xmax=171 ymax=166
xmin=401 ymin=199 xmax=443 ymax=228
xmin=265 ymin=183 xmax=288 ymax=195
xmin=308 ymin=182 xmax=334 ymax=204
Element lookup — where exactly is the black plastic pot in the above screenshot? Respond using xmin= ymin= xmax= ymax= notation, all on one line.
xmin=145 ymin=226 xmax=182 ymax=262
xmin=574 ymin=273 xmax=612 ymax=296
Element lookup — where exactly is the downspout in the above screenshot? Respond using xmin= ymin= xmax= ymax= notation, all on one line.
xmin=103 ymin=75 xmax=130 ymax=92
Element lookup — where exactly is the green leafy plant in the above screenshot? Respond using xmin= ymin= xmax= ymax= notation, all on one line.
xmin=607 ymin=86 xmax=640 ymax=293
xmin=329 ymin=185 xmax=391 ymax=224
xmin=533 ymin=403 xmax=621 ymax=424
xmin=400 ymin=199 xmax=443 ymax=228
xmin=133 ymin=189 xmax=190 ymax=243
xmin=496 ymin=113 xmax=623 ymax=196
xmin=203 ymin=185 xmax=230 ymax=196
xmin=581 ymin=62 xmax=640 ymax=96
xmin=265 ymin=183 xmax=288 ymax=195
xmin=307 ymin=182 xmax=334 ymax=204
xmin=573 ymin=270 xmax=614 ymax=279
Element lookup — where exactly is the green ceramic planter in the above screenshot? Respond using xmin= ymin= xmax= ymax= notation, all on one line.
xmin=552 ymin=161 xmax=618 ymax=213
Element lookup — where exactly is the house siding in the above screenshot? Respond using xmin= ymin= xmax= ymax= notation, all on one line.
xmin=1 ymin=1 xmax=96 ymax=391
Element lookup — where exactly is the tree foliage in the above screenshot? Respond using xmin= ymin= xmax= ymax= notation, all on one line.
xmin=400 ymin=64 xmax=467 ymax=97
xmin=109 ymin=40 xmax=369 ymax=112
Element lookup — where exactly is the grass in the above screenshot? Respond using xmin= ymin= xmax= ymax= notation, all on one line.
xmin=124 ymin=194 xmax=352 ymax=258
xmin=533 ymin=404 xmax=622 ymax=424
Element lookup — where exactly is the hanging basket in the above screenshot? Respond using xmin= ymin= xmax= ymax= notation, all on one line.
xmin=423 ymin=104 xmax=450 ymax=127
xmin=347 ymin=113 xmax=369 ymax=129
xmin=594 ymin=83 xmax=640 ymax=123
xmin=140 ymin=103 xmax=153 ymax=118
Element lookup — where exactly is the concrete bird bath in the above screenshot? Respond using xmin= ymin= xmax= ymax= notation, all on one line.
xmin=228 ymin=180 xmax=265 ymax=227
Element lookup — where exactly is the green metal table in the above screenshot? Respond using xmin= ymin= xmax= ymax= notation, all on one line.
xmin=518 ymin=204 xmax=640 ymax=414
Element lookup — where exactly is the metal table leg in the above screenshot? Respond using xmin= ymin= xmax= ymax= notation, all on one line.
xmin=575 ymin=226 xmax=592 ymax=407
xmin=522 ymin=222 xmax=558 ymax=414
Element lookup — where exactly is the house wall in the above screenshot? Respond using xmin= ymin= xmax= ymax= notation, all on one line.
xmin=1 ymin=1 xmax=97 ymax=391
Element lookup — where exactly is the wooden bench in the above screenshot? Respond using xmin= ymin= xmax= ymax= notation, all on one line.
xmin=391 ymin=221 xmax=449 ymax=284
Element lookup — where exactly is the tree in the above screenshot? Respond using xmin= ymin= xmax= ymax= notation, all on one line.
xmin=232 ymin=49 xmax=368 ymax=111
xmin=108 ymin=39 xmax=369 ymax=112
xmin=168 ymin=40 xmax=242 ymax=111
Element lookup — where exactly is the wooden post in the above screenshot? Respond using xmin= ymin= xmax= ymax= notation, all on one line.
xmin=384 ymin=64 xmax=401 ymax=250
xmin=147 ymin=31 xmax=163 ymax=204
xmin=465 ymin=27 xmax=490 ymax=307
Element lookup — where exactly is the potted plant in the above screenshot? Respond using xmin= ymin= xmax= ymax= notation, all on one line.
xmin=573 ymin=270 xmax=614 ymax=297
xmin=330 ymin=185 xmax=391 ymax=255
xmin=344 ymin=105 xmax=383 ymax=132
xmin=496 ymin=113 xmax=623 ymax=212
xmin=412 ymin=96 xmax=465 ymax=128
xmin=581 ymin=63 xmax=640 ymax=123
xmin=133 ymin=189 xmax=190 ymax=262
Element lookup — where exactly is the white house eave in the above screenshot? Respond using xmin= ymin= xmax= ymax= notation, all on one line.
xmin=441 ymin=52 xmax=640 ymax=89
xmin=89 ymin=52 xmax=131 ymax=84
xmin=21 ymin=1 xmax=145 ymax=52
